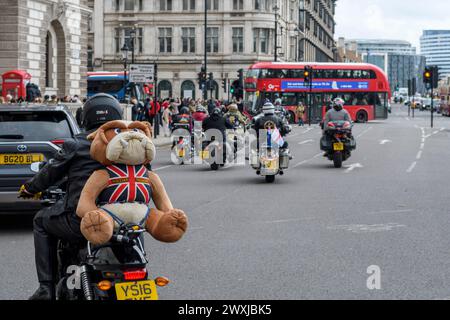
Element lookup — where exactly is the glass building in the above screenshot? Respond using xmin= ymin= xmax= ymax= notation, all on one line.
xmin=420 ymin=30 xmax=450 ymax=77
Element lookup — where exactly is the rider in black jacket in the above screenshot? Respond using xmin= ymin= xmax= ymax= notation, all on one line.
xmin=19 ymin=93 xmax=123 ymax=300
xmin=252 ymin=102 xmax=290 ymax=150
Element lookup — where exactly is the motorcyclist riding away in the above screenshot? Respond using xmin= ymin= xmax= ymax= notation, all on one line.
xmin=323 ymin=98 xmax=352 ymax=131
xmin=171 ymin=106 xmax=193 ymax=149
xmin=19 ymin=93 xmax=123 ymax=300
xmin=224 ymin=103 xmax=248 ymax=128
xmin=192 ymin=105 xmax=209 ymax=123
xmin=321 ymin=98 xmax=354 ymax=155
xmin=252 ymin=102 xmax=290 ymax=150
xmin=202 ymin=108 xmax=233 ymax=163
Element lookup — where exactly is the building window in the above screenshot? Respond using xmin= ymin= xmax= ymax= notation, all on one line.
xmin=233 ymin=0 xmax=244 ymax=10
xmin=206 ymin=0 xmax=219 ymax=10
xmin=182 ymin=0 xmax=195 ymax=11
xmin=160 ymin=0 xmax=172 ymax=11
xmin=181 ymin=27 xmax=196 ymax=53
xmin=115 ymin=0 xmax=120 ymax=11
xmin=159 ymin=28 xmax=172 ymax=53
xmin=124 ymin=0 xmax=134 ymax=11
xmin=253 ymin=28 xmax=270 ymax=54
xmin=232 ymin=27 xmax=244 ymax=53
xmin=87 ymin=46 xmax=93 ymax=71
xmin=114 ymin=27 xmax=143 ymax=53
xmin=290 ymin=36 xmax=296 ymax=60
xmin=158 ymin=80 xmax=173 ymax=99
xmin=181 ymin=80 xmax=196 ymax=100
xmin=206 ymin=27 xmax=219 ymax=53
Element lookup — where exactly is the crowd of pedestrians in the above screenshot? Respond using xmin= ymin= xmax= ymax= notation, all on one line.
xmin=130 ymin=96 xmax=246 ymax=138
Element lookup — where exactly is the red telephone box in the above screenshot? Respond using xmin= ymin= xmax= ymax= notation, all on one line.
xmin=1 ymin=70 xmax=32 ymax=99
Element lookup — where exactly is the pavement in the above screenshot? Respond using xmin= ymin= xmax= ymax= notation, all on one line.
xmin=1 ymin=104 xmax=450 ymax=300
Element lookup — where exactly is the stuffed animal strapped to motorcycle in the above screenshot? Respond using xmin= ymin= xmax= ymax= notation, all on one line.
xmin=76 ymin=120 xmax=188 ymax=245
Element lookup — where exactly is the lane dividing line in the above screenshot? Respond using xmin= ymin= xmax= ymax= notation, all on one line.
xmin=298 ymin=139 xmax=314 ymax=145
xmin=356 ymin=126 xmax=373 ymax=139
xmin=293 ymin=152 xmax=323 ymax=168
xmin=407 ymin=162 xmax=417 ymax=173
xmin=153 ymin=165 xmax=174 ymax=172
xmin=416 ymin=151 xmax=422 ymax=160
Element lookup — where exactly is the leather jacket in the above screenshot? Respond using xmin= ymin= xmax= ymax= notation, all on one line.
xmin=24 ymin=131 xmax=103 ymax=215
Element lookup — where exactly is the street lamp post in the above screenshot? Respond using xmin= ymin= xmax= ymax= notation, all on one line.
xmin=130 ymin=28 xmax=136 ymax=64
xmin=121 ymin=43 xmax=130 ymax=102
xmin=203 ymin=0 xmax=208 ymax=100
xmin=273 ymin=5 xmax=280 ymax=62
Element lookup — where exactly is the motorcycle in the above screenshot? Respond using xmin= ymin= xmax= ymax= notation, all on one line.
xmin=171 ymin=124 xmax=193 ymax=165
xmin=320 ymin=120 xmax=356 ymax=168
xmin=251 ymin=129 xmax=290 ymax=183
xmin=35 ymin=186 xmax=170 ymax=300
xmin=201 ymin=134 xmax=230 ymax=171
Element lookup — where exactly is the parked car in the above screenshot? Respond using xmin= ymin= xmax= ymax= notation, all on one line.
xmin=0 ymin=105 xmax=80 ymax=213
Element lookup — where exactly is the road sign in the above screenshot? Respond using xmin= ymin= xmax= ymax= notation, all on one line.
xmin=129 ymin=64 xmax=155 ymax=83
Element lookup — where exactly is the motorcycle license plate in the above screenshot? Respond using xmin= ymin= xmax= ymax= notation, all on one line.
xmin=201 ymin=150 xmax=210 ymax=159
xmin=178 ymin=149 xmax=185 ymax=157
xmin=0 ymin=153 xmax=44 ymax=165
xmin=264 ymin=160 xmax=278 ymax=170
xmin=115 ymin=280 xmax=158 ymax=300
xmin=333 ymin=143 xmax=344 ymax=151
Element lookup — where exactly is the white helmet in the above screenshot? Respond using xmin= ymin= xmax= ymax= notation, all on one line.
xmin=262 ymin=102 xmax=275 ymax=115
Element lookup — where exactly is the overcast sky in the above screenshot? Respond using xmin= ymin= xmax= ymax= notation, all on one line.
xmin=335 ymin=0 xmax=450 ymax=51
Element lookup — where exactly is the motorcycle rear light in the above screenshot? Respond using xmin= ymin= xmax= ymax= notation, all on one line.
xmin=343 ymin=122 xmax=351 ymax=129
xmin=328 ymin=122 xmax=335 ymax=127
xmin=97 ymin=280 xmax=112 ymax=291
xmin=51 ymin=139 xmax=65 ymax=146
xmin=155 ymin=277 xmax=170 ymax=287
xmin=123 ymin=268 xmax=147 ymax=281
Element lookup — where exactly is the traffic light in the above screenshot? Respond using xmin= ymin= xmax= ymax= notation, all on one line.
xmin=231 ymin=79 xmax=242 ymax=99
xmin=237 ymin=69 xmax=244 ymax=84
xmin=222 ymin=79 xmax=227 ymax=92
xmin=423 ymin=67 xmax=432 ymax=85
xmin=423 ymin=66 xmax=439 ymax=89
xmin=198 ymin=66 xmax=206 ymax=89
xmin=304 ymin=66 xmax=313 ymax=86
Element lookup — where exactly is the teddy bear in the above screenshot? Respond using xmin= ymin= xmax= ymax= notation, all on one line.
xmin=76 ymin=120 xmax=188 ymax=245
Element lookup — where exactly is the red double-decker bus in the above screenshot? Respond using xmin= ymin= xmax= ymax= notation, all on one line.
xmin=244 ymin=62 xmax=391 ymax=123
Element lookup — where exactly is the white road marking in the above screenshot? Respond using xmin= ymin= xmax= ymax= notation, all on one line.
xmin=260 ymin=218 xmax=313 ymax=224
xmin=356 ymin=126 xmax=373 ymax=138
xmin=153 ymin=165 xmax=174 ymax=172
xmin=344 ymin=163 xmax=363 ymax=173
xmin=420 ymin=143 xmax=425 ymax=150
xmin=416 ymin=151 xmax=423 ymax=160
xmin=328 ymin=223 xmax=407 ymax=233
xmin=380 ymin=139 xmax=392 ymax=145
xmin=407 ymin=162 xmax=417 ymax=173
xmin=298 ymin=139 xmax=314 ymax=145
xmin=367 ymin=209 xmax=414 ymax=215
xmin=293 ymin=152 xmax=323 ymax=168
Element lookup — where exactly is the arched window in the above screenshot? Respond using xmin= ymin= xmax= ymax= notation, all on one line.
xmin=181 ymin=80 xmax=196 ymax=100
xmin=158 ymin=80 xmax=172 ymax=99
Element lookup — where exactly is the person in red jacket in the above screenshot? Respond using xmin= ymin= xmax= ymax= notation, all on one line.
xmin=148 ymin=97 xmax=161 ymax=126
xmin=192 ymin=105 xmax=208 ymax=123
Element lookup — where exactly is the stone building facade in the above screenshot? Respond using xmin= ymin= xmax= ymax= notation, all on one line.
xmin=89 ymin=0 xmax=337 ymax=100
xmin=0 ymin=0 xmax=91 ymax=98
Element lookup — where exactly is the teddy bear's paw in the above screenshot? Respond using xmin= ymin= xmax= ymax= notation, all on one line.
xmin=80 ymin=210 xmax=114 ymax=245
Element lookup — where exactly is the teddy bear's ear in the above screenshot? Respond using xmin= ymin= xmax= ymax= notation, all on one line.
xmin=87 ymin=130 xmax=98 ymax=142
xmin=140 ymin=121 xmax=153 ymax=138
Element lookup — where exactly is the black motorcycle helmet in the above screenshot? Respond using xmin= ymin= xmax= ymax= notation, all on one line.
xmin=82 ymin=93 xmax=123 ymax=130
xmin=179 ymin=106 xmax=190 ymax=115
